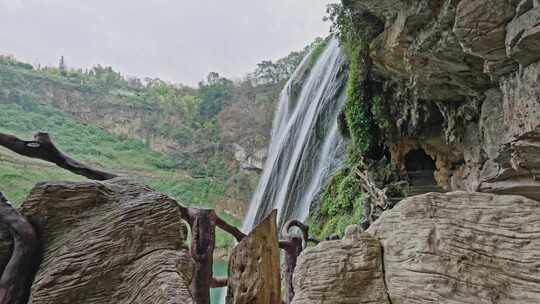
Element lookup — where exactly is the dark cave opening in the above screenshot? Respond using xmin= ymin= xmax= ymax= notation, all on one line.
xmin=405 ymin=149 xmax=436 ymax=172
xmin=404 ymin=149 xmax=437 ymax=187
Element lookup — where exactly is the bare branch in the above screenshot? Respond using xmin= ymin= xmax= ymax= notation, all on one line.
xmin=354 ymin=167 xmax=388 ymax=209
xmin=0 ymin=132 xmax=118 ymax=181
xmin=215 ymin=216 xmax=246 ymax=242
xmin=0 ymin=192 xmax=40 ymax=304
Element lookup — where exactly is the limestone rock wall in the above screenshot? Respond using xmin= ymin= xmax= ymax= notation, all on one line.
xmin=345 ymin=0 xmax=540 ymax=200
xmin=292 ymin=2 xmax=540 ymax=302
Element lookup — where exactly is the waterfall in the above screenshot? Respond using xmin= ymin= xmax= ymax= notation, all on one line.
xmin=243 ymin=37 xmax=348 ymax=231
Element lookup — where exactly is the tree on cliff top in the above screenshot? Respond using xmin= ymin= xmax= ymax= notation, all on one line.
xmin=58 ymin=56 xmax=67 ymax=76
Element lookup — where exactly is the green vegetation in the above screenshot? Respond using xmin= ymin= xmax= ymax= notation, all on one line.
xmin=0 ymin=101 xmax=174 ymax=173
xmin=251 ymin=37 xmax=328 ymax=85
xmin=198 ymin=73 xmax=234 ymax=121
xmin=326 ymin=2 xmax=383 ymax=162
xmin=309 ymin=168 xmax=364 ymax=239
xmin=0 ymin=92 xmax=237 ymax=248
xmin=308 ymin=2 xmax=389 ymax=239
xmin=0 ymin=37 xmax=325 ymax=249
xmin=343 ymin=42 xmax=376 ymax=164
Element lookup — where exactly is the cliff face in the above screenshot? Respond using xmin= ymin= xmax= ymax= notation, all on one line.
xmin=294 ymin=1 xmax=540 ymax=303
xmin=350 ymin=0 xmax=540 ymax=198
xmin=0 ymin=66 xmax=276 ymax=163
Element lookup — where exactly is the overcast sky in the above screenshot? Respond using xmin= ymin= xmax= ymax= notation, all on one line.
xmin=0 ymin=0 xmax=332 ymax=86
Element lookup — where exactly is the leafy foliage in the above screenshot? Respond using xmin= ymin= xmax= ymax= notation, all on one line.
xmin=309 ymin=2 xmax=389 ymax=239
xmin=250 ymin=37 xmax=329 ymax=85
xmin=343 ymin=43 xmax=376 ymax=164
xmin=197 ymin=73 xmax=234 ymax=120
xmin=309 ymin=169 xmax=364 ymax=239
xmin=0 ymin=40 xmax=322 ymax=250
xmin=324 ymin=2 xmax=357 ymax=43
xmin=0 ymin=91 xmax=236 ymax=249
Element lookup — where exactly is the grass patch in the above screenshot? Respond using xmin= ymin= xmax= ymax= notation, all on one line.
xmin=0 ymin=96 xmax=237 ymax=248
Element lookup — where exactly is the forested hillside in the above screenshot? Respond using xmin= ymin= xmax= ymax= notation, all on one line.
xmin=0 ymin=39 xmax=324 ymax=251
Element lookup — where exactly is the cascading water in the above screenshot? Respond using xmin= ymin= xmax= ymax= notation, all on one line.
xmin=243 ymin=37 xmax=348 ymax=231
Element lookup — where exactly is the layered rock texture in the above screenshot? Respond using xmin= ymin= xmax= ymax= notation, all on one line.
xmin=347 ymin=0 xmax=540 ymax=199
xmin=0 ymin=178 xmax=194 ymax=304
xmin=293 ymin=192 xmax=540 ymax=303
xmin=293 ymin=0 xmax=540 ymax=303
xmin=292 ymin=231 xmax=390 ymax=304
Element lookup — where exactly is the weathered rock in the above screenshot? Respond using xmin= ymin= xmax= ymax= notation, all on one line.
xmin=364 ymin=0 xmax=493 ymax=101
xmin=348 ymin=0 xmax=540 ymax=199
xmin=454 ymin=0 xmax=515 ymax=60
xmin=506 ymin=6 xmax=540 ymax=65
xmin=0 ymin=178 xmax=194 ymax=304
xmin=466 ymin=62 xmax=540 ymax=199
xmin=294 ymin=192 xmax=540 ymax=303
xmin=500 ymin=61 xmax=540 ymax=138
xmin=291 ymin=231 xmax=390 ymax=304
xmin=226 ymin=210 xmax=280 ymax=304
xmin=479 ymin=130 xmax=540 ymax=200
xmin=368 ymin=192 xmax=540 ymax=303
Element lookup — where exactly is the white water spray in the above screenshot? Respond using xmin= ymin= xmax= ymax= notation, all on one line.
xmin=243 ymin=37 xmax=348 ymax=231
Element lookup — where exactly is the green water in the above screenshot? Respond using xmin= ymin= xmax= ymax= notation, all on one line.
xmin=211 ymin=260 xmax=228 ymax=303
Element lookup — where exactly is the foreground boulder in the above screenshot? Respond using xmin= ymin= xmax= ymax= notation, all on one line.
xmin=370 ymin=192 xmax=540 ymax=303
xmin=292 ymin=232 xmax=389 ymax=304
xmin=0 ymin=178 xmax=194 ymax=304
xmin=293 ymin=192 xmax=540 ymax=303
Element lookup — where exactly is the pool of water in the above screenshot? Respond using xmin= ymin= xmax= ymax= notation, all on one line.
xmin=211 ymin=260 xmax=228 ymax=303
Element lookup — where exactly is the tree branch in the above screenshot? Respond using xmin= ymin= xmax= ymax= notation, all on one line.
xmin=0 ymin=132 xmax=118 ymax=181
xmin=0 ymin=192 xmax=40 ymax=304
xmin=0 ymin=131 xmax=247 ymax=304
xmin=215 ymin=216 xmax=246 ymax=242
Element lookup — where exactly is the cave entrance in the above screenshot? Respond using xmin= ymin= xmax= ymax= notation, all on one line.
xmin=405 ymin=149 xmax=436 ymax=171
xmin=404 ymin=149 xmax=437 ymax=187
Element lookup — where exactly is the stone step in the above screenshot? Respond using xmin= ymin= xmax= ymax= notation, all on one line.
xmin=406 ymin=186 xmax=445 ymax=197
